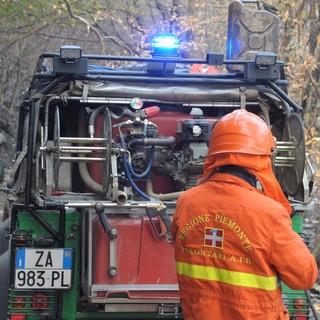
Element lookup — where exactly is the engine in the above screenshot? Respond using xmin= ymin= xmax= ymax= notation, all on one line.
xmin=86 ymin=103 xmax=215 ymax=202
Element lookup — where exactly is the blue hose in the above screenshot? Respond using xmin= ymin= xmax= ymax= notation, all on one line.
xmin=127 ymin=146 xmax=155 ymax=179
xmin=119 ymin=131 xmax=151 ymax=200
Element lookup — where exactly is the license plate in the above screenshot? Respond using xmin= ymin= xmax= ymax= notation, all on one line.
xmin=15 ymin=248 xmax=73 ymax=289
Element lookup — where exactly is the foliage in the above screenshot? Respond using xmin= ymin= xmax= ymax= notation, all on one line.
xmin=275 ymin=0 xmax=320 ymax=177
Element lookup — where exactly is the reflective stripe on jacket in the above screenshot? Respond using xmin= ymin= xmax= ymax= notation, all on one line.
xmin=176 ymin=261 xmax=277 ymax=291
xmin=172 ymin=173 xmax=318 ymax=320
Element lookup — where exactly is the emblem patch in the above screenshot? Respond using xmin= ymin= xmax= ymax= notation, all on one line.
xmin=204 ymin=227 xmax=224 ymax=249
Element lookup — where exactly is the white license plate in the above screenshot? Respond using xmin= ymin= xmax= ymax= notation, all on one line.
xmin=15 ymin=248 xmax=73 ymax=289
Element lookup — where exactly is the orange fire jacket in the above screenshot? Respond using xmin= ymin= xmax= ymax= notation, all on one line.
xmin=172 ymin=173 xmax=318 ymax=320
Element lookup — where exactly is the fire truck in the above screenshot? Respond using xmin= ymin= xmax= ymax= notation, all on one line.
xmin=0 ymin=1 xmax=317 ymax=319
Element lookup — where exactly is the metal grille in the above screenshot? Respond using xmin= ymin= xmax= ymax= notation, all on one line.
xmin=281 ymin=232 xmax=311 ymax=320
xmin=282 ymin=289 xmax=310 ymax=319
xmin=8 ymin=289 xmax=57 ymax=319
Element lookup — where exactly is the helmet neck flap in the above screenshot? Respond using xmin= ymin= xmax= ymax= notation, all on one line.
xmin=197 ymin=110 xmax=292 ymax=215
xmin=198 ymin=153 xmax=292 ymax=215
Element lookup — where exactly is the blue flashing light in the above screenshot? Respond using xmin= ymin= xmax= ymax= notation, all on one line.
xmin=151 ymin=34 xmax=180 ymax=57
xmin=152 ymin=34 xmax=179 ymax=49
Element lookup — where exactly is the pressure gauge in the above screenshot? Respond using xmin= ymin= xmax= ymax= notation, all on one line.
xmin=130 ymin=97 xmax=144 ymax=110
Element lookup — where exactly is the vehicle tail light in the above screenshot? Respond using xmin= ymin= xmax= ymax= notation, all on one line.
xmin=12 ymin=229 xmax=32 ymax=246
xmin=13 ymin=296 xmax=25 ymax=308
xmin=31 ymin=292 xmax=49 ymax=309
xmin=291 ymin=296 xmax=308 ymax=320
xmin=291 ymin=313 xmax=307 ymax=320
xmin=293 ymin=296 xmax=307 ymax=310
xmin=10 ymin=315 xmax=26 ymax=320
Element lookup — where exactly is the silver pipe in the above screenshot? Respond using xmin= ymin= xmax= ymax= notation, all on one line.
xmin=276 ymin=141 xmax=295 ymax=145
xmin=35 ymin=151 xmax=41 ymax=192
xmin=60 ymin=156 xmax=105 ymax=162
xmin=60 ymin=146 xmax=105 ymax=152
xmin=115 ymin=191 xmax=128 ymax=205
xmin=60 ymin=137 xmax=105 ymax=144
xmin=274 ymin=166 xmax=294 ymax=168
xmin=275 ymin=146 xmax=296 ymax=150
xmin=64 ymin=201 xmax=167 ymax=208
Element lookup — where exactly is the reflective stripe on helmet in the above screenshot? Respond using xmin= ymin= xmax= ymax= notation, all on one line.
xmin=176 ymin=261 xmax=277 ymax=291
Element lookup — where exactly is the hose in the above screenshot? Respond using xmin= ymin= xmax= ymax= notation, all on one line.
xmin=127 ymin=136 xmax=175 ymax=179
xmin=124 ymin=160 xmax=151 ymax=200
xmin=146 ymin=177 xmax=183 ymax=201
xmin=78 ymin=110 xmax=104 ymax=194
xmin=127 ymin=146 xmax=155 ymax=179
xmin=88 ymin=105 xmax=133 ymax=138
xmin=128 ymin=136 xmax=176 ymax=148
xmin=102 ymin=108 xmax=112 ymax=193
xmin=88 ymin=105 xmax=108 ymax=138
xmin=118 ymin=128 xmax=151 ymax=200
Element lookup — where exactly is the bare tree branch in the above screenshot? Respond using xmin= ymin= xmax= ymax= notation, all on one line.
xmin=0 ymin=22 xmax=49 ymax=56
xmin=63 ymin=0 xmax=106 ymax=54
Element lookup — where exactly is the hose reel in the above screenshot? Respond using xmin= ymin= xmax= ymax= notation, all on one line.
xmin=50 ymin=106 xmax=112 ymax=194
xmin=274 ymin=113 xmax=306 ymax=196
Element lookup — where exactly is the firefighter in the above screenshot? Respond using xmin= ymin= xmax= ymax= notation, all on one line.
xmin=171 ymin=109 xmax=318 ymax=320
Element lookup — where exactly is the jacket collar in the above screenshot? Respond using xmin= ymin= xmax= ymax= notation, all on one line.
xmin=217 ymin=165 xmax=257 ymax=187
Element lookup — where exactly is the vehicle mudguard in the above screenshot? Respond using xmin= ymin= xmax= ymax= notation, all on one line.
xmin=0 ymin=249 xmax=10 ymax=319
xmin=0 ymin=218 xmax=10 ymax=255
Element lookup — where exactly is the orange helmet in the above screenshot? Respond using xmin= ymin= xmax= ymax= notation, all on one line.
xmin=209 ymin=109 xmax=275 ymax=156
